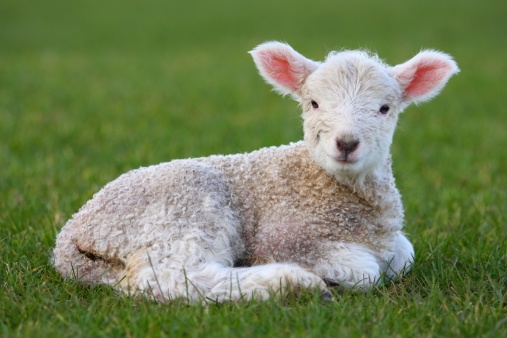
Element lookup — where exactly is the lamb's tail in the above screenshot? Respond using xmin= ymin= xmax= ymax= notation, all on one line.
xmin=52 ymin=220 xmax=125 ymax=285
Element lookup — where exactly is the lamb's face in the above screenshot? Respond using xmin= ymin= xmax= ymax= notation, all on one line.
xmin=250 ymin=41 xmax=459 ymax=182
xmin=301 ymin=54 xmax=403 ymax=179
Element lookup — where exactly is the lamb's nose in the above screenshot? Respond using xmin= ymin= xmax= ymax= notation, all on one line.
xmin=336 ymin=138 xmax=360 ymax=155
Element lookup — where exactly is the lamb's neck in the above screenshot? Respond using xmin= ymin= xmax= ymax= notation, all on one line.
xmin=293 ymin=143 xmax=396 ymax=209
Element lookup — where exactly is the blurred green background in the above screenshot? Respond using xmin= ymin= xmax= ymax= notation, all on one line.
xmin=1 ymin=0 xmax=505 ymax=336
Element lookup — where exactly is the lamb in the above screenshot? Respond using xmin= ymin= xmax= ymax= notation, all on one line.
xmin=53 ymin=41 xmax=459 ymax=303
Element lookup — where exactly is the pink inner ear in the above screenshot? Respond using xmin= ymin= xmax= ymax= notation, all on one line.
xmin=404 ymin=61 xmax=453 ymax=98
xmin=259 ymin=52 xmax=300 ymax=91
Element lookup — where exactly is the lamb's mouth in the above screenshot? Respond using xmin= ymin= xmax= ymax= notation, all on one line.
xmin=329 ymin=154 xmax=359 ymax=165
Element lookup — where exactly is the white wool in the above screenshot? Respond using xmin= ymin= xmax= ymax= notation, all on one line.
xmin=53 ymin=41 xmax=458 ymax=303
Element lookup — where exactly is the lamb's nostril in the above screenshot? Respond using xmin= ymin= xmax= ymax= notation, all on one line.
xmin=336 ymin=139 xmax=360 ymax=155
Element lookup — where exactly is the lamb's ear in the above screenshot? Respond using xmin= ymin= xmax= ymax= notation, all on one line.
xmin=249 ymin=41 xmax=319 ymax=98
xmin=390 ymin=50 xmax=459 ymax=104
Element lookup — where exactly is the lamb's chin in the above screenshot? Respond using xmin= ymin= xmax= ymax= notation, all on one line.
xmin=317 ymin=156 xmax=366 ymax=182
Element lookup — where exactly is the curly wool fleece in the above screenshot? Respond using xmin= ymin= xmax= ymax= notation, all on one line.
xmin=53 ymin=41 xmax=459 ymax=302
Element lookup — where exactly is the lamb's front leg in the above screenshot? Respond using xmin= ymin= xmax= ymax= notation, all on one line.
xmin=312 ymin=236 xmax=414 ymax=291
xmin=312 ymin=242 xmax=384 ymax=291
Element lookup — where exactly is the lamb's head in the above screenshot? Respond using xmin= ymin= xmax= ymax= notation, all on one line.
xmin=250 ymin=41 xmax=459 ymax=182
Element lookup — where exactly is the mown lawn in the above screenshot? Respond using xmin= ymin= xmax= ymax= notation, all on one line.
xmin=1 ymin=0 xmax=505 ymax=336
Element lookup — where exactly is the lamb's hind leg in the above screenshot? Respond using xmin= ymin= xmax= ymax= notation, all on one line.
xmin=120 ymin=251 xmax=328 ymax=303
xmin=117 ymin=226 xmax=329 ymax=302
xmin=207 ymin=263 xmax=329 ymax=302
xmin=117 ymin=207 xmax=328 ymax=301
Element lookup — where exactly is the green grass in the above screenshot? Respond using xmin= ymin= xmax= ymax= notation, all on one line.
xmin=1 ymin=0 xmax=506 ymax=336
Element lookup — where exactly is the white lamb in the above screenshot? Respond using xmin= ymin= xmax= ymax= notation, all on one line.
xmin=53 ymin=41 xmax=459 ymax=303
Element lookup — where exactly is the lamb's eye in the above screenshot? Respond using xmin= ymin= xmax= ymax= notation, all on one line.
xmin=311 ymin=100 xmax=319 ymax=109
xmin=379 ymin=105 xmax=390 ymax=114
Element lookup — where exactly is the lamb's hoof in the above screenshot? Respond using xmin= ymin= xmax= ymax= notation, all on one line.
xmin=322 ymin=278 xmax=340 ymax=287
xmin=320 ymin=290 xmax=334 ymax=302
xmin=322 ymin=278 xmax=346 ymax=295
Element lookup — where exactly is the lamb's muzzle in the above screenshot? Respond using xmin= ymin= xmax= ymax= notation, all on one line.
xmin=335 ymin=137 xmax=360 ymax=162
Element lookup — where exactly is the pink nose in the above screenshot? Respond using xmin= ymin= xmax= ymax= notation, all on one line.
xmin=336 ymin=138 xmax=359 ymax=156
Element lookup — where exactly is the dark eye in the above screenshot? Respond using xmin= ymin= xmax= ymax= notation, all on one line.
xmin=311 ymin=100 xmax=319 ymax=109
xmin=379 ymin=105 xmax=390 ymax=114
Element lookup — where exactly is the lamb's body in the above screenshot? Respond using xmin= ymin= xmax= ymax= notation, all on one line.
xmin=53 ymin=42 xmax=458 ymax=302
xmin=54 ymin=142 xmax=406 ymax=300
